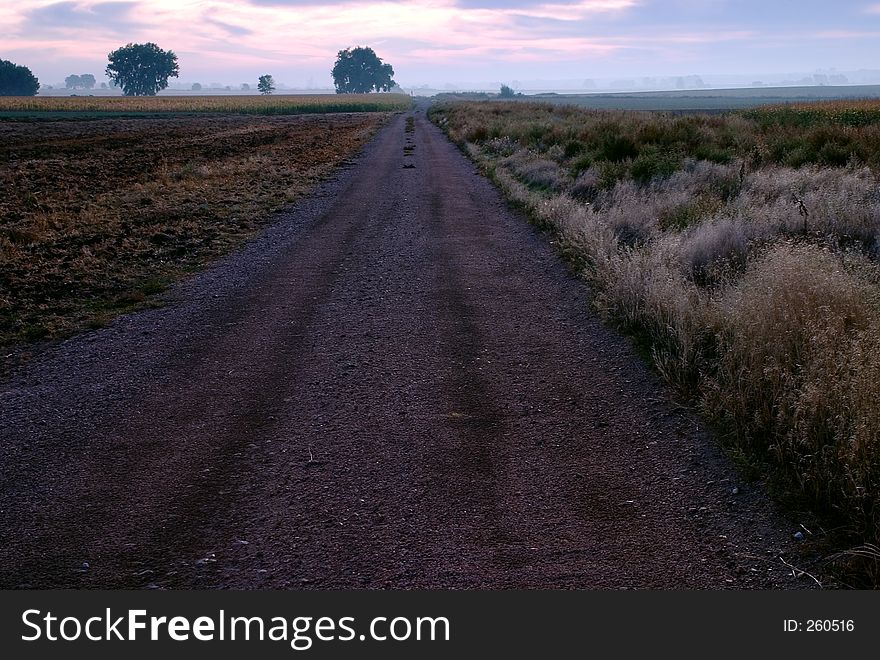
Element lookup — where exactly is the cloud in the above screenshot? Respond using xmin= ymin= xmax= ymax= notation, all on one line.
xmin=457 ymin=0 xmax=635 ymax=9
xmin=204 ymin=18 xmax=253 ymax=37
xmin=242 ymin=0 xmax=365 ymax=5
xmin=500 ymin=0 xmax=637 ymax=21
xmin=456 ymin=0 xmax=576 ymax=6
xmin=805 ymin=29 xmax=880 ymax=39
xmin=4 ymin=0 xmax=880 ymax=86
xmin=23 ymin=1 xmax=136 ymax=30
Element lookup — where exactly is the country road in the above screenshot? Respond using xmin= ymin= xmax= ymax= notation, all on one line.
xmin=0 ymin=110 xmax=804 ymax=589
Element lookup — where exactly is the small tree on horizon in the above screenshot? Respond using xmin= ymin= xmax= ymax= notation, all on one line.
xmin=191 ymin=82 xmax=202 ymax=91
xmin=331 ymin=47 xmax=395 ymax=94
xmin=499 ymin=84 xmax=515 ymax=98
xmin=65 ymin=73 xmax=96 ymax=90
xmin=0 ymin=59 xmax=40 ymax=96
xmin=257 ymin=74 xmax=275 ymax=95
xmin=105 ymin=43 xmax=179 ymax=96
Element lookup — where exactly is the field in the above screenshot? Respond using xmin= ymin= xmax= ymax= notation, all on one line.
xmin=0 ymin=112 xmax=388 ymax=347
xmin=478 ymin=84 xmax=880 ymax=112
xmin=0 ymin=93 xmax=412 ymax=119
xmin=430 ymin=99 xmax=880 ymax=581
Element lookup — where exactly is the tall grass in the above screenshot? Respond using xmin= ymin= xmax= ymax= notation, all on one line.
xmin=432 ymin=100 xmax=880 ymax=575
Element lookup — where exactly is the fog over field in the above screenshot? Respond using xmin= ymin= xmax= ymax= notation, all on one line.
xmin=6 ymin=0 xmax=880 ymax=91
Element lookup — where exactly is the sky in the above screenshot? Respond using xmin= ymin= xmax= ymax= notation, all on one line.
xmin=4 ymin=0 xmax=880 ymax=88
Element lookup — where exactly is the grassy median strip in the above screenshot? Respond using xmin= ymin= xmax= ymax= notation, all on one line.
xmin=0 ymin=112 xmax=389 ymax=346
xmin=430 ymin=100 xmax=880 ymax=584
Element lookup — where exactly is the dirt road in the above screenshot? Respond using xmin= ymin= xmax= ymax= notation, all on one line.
xmin=0 ymin=111 xmax=804 ymax=589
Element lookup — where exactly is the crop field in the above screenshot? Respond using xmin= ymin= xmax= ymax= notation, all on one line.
xmin=0 ymin=112 xmax=388 ymax=347
xmin=431 ymin=100 xmax=880 ymax=580
xmin=0 ymin=93 xmax=412 ymax=118
xmin=743 ymin=99 xmax=880 ymax=127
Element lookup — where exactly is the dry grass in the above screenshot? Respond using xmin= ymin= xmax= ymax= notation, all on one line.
xmin=432 ymin=100 xmax=880 ymax=578
xmin=0 ymin=94 xmax=412 ymax=115
xmin=0 ymin=113 xmax=387 ymax=345
xmin=743 ymin=99 xmax=880 ymax=128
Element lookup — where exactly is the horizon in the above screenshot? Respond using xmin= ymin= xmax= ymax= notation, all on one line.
xmin=5 ymin=1 xmax=880 ymax=90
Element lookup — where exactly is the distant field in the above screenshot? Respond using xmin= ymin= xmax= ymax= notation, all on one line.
xmin=744 ymin=99 xmax=880 ymax=126
xmin=0 ymin=93 xmax=412 ymax=118
xmin=518 ymin=84 xmax=880 ymax=112
xmin=0 ymin=113 xmax=387 ymax=345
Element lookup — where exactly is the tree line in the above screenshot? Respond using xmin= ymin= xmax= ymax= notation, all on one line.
xmin=0 ymin=45 xmax=396 ymax=97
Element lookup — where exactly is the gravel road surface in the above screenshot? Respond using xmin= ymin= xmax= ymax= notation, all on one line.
xmin=0 ymin=111 xmax=805 ymax=589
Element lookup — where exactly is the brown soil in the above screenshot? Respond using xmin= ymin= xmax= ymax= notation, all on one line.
xmin=0 ymin=113 xmax=385 ymax=345
xmin=0 ymin=111 xmax=808 ymax=589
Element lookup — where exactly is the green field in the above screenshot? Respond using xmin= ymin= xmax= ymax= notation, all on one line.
xmin=514 ymin=84 xmax=880 ymax=112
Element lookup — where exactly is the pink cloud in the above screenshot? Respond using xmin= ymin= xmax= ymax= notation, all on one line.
xmin=7 ymin=0 xmax=879 ymax=85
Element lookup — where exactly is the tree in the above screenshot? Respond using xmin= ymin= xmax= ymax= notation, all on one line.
xmin=65 ymin=74 xmax=95 ymax=90
xmin=241 ymin=83 xmax=250 ymax=91
xmin=191 ymin=82 xmax=202 ymax=91
xmin=257 ymin=74 xmax=275 ymax=95
xmin=0 ymin=59 xmax=40 ymax=96
xmin=105 ymin=43 xmax=179 ymax=96
xmin=64 ymin=73 xmax=96 ymax=89
xmin=331 ymin=47 xmax=395 ymax=94
xmin=499 ymin=84 xmax=515 ymax=98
